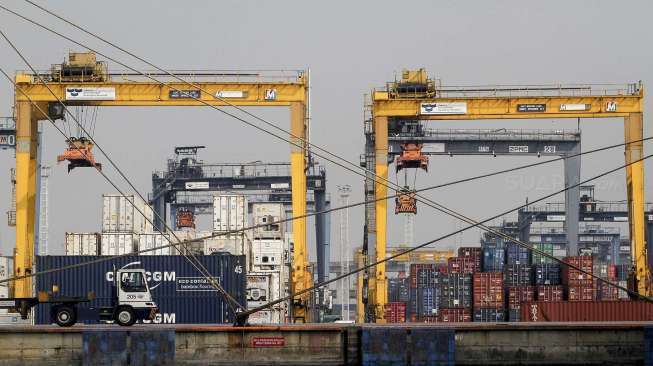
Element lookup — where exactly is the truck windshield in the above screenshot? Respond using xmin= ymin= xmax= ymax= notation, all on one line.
xmin=120 ymin=271 xmax=147 ymax=292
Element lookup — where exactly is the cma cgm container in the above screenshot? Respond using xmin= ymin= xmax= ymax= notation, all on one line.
xmin=35 ymin=255 xmax=246 ymax=324
xmin=521 ymin=301 xmax=653 ymax=322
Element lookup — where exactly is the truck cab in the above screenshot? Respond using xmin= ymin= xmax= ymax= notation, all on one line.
xmin=98 ymin=268 xmax=158 ymax=326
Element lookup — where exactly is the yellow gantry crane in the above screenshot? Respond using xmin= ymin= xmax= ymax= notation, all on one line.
xmin=364 ymin=69 xmax=647 ymax=322
xmin=12 ymin=52 xmax=313 ymax=321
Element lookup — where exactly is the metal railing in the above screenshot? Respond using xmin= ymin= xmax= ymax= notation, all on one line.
xmin=419 ymin=128 xmax=580 ymax=141
xmin=154 ymin=161 xmax=324 ymax=180
xmin=524 ymin=201 xmax=653 ymax=213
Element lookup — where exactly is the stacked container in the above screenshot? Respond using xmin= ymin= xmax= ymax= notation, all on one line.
xmin=594 ymin=263 xmax=619 ymax=301
xmin=438 ymin=308 xmax=471 ymax=322
xmin=65 ymin=233 xmax=100 ymax=255
xmin=100 ymin=194 xmax=154 ymax=255
xmin=506 ymin=286 xmax=535 ymax=321
xmin=408 ymin=264 xmax=440 ymax=321
xmin=616 ymin=263 xmax=631 ymax=300
xmin=138 ymin=233 xmax=174 ymax=255
xmin=563 ymin=256 xmax=595 ymax=302
xmin=448 ymin=257 xmax=477 ymax=274
xmin=458 ymin=247 xmax=482 ymax=273
xmin=384 ymin=302 xmax=407 ymax=323
xmin=251 ymin=203 xmax=284 ymax=240
xmin=482 ymin=241 xmax=505 ymax=272
xmin=388 ymin=278 xmax=410 ymax=303
xmin=472 ymin=272 xmax=504 ymax=322
xmin=533 ymin=264 xmax=561 ymax=285
xmin=504 ymin=265 xmax=532 ymax=286
xmin=531 ymin=243 xmax=555 ymax=265
xmin=438 ymin=273 xmax=472 ymax=310
xmin=536 ymin=285 xmax=564 ymax=302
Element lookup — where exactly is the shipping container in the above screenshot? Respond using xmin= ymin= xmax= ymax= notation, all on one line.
xmin=448 ymin=257 xmax=477 ymax=274
xmin=251 ymin=239 xmax=284 ymax=269
xmin=384 ymin=302 xmax=407 ymax=323
xmin=138 ymin=233 xmax=173 ymax=256
xmin=65 ymin=233 xmax=100 ymax=255
xmin=102 ymin=194 xmax=153 ymax=233
xmin=508 ymin=309 xmax=521 ymax=322
xmin=246 ymin=271 xmax=281 ymax=308
xmin=504 ymin=264 xmax=532 ymax=286
xmin=506 ymin=242 xmax=530 ymax=265
xmin=0 ymin=256 xmax=12 ymax=282
xmin=415 ymin=267 xmax=440 ymax=288
xmin=251 ymin=203 xmax=284 ymax=239
xmin=567 ymin=285 xmax=595 ymax=302
xmin=417 ymin=287 xmax=439 ymax=318
xmin=438 ymin=308 xmax=471 ymax=322
xmin=458 ymin=247 xmax=482 ymax=272
xmin=203 ymin=234 xmax=247 ymax=256
xmin=596 ymin=280 xmax=619 ymax=301
xmin=521 ymin=300 xmax=653 ymax=322
xmin=438 ymin=273 xmax=472 ymax=309
xmin=473 ymin=272 xmax=503 ymax=308
xmin=482 ymin=244 xmax=505 ymax=272
xmin=213 ymin=195 xmax=247 ymax=233
xmin=388 ymin=278 xmax=410 ymax=303
xmin=100 ymin=233 xmax=138 ymax=255
xmin=473 ymin=308 xmax=505 ymax=322
xmin=536 ymin=285 xmax=563 ymax=302
xmin=533 ymin=264 xmax=561 ymax=285
xmin=530 ymin=243 xmax=555 ymax=264
xmin=562 ymin=256 xmax=593 ymax=287
xmin=507 ymin=286 xmax=535 ymax=310
xmin=410 ymin=264 xmax=437 ymax=288
xmin=35 ymin=255 xmax=246 ymax=324
xmin=617 ymin=280 xmax=630 ymax=300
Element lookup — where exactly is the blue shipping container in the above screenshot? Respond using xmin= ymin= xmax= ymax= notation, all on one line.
xmin=534 ymin=264 xmax=561 ymax=285
xmin=35 ymin=255 xmax=246 ymax=325
xmin=504 ymin=264 xmax=532 ymax=286
xmin=417 ymin=287 xmax=440 ymax=317
xmin=506 ymin=243 xmax=530 ymax=265
xmin=438 ymin=273 xmax=472 ymax=309
xmin=482 ymin=246 xmax=505 ymax=272
xmin=473 ymin=308 xmax=505 ymax=322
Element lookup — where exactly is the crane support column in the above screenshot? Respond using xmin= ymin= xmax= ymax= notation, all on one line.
xmin=290 ymin=101 xmax=310 ymax=322
xmin=564 ymin=143 xmax=582 ymax=255
xmin=624 ymin=112 xmax=649 ymax=295
xmin=14 ymin=101 xmax=39 ymax=298
xmin=374 ymin=116 xmax=388 ymax=322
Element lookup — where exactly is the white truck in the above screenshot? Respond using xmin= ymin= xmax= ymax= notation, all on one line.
xmin=0 ymin=267 xmax=158 ymax=327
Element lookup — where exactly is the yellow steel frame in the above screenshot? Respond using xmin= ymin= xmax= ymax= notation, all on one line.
xmin=13 ymin=74 xmax=313 ymax=321
xmin=368 ymin=88 xmax=646 ymax=322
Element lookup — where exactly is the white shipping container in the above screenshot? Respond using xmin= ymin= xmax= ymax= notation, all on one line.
xmin=204 ymin=235 xmax=246 ymax=255
xmin=252 ymin=203 xmax=284 ymax=239
xmin=251 ymin=239 xmax=284 ymax=267
xmin=138 ymin=233 xmax=172 ymax=256
xmin=100 ymin=233 xmax=137 ymax=255
xmin=213 ymin=195 xmax=247 ymax=233
xmin=65 ymin=233 xmax=100 ymax=255
xmin=0 ymin=286 xmax=7 ymax=315
xmin=247 ymin=308 xmax=283 ymax=324
xmin=247 ymin=271 xmax=282 ymax=306
xmin=102 ymin=194 xmax=154 ymax=233
xmin=0 ymin=256 xmax=11 ymax=282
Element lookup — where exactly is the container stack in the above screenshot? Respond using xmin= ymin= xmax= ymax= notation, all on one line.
xmin=407 ymin=263 xmax=440 ymax=321
xmin=458 ymin=247 xmax=482 ymax=272
xmin=595 ymin=263 xmax=618 ymax=301
xmin=248 ymin=201 xmax=288 ymax=323
xmin=384 ymin=302 xmax=407 ymax=323
xmin=506 ymin=286 xmax=535 ymax=321
xmin=473 ymin=272 xmax=504 ymax=322
xmin=482 ymin=241 xmax=505 ymax=272
xmin=212 ymin=195 xmax=248 ymax=256
xmin=563 ymin=256 xmax=595 ymax=301
xmin=616 ymin=264 xmax=630 ymax=299
xmin=531 ymin=243 xmax=555 ymax=265
xmin=65 ymin=233 xmax=100 ymax=255
xmin=101 ymin=194 xmax=153 ymax=255
xmin=438 ymin=273 xmax=472 ymax=321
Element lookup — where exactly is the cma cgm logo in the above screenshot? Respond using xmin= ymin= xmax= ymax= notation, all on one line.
xmin=66 ymin=88 xmax=83 ymax=96
xmin=105 ymin=261 xmax=176 ymax=290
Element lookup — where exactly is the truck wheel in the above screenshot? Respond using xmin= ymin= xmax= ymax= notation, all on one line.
xmin=54 ymin=306 xmax=76 ymax=327
xmin=115 ymin=306 xmax=136 ymax=326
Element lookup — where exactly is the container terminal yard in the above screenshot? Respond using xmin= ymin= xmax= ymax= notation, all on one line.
xmin=0 ymin=1 xmax=652 ymax=365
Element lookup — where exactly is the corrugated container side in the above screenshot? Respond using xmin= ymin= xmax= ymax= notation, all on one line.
xmin=438 ymin=273 xmax=472 ymax=309
xmin=506 ymin=243 xmax=530 ymax=265
xmin=567 ymin=285 xmax=595 ymax=302
xmin=472 ymin=272 xmax=503 ymax=308
xmin=213 ymin=195 xmax=247 ymax=233
xmin=562 ymin=256 xmax=593 ymax=287
xmin=506 ymin=286 xmax=535 ymax=310
xmin=410 ymin=264 xmax=437 ymax=288
xmin=482 ymin=245 xmax=505 ymax=272
xmin=35 ymin=255 xmax=246 ymax=324
xmin=530 ymin=243 xmax=555 ymax=264
xmin=448 ymin=257 xmax=477 ymax=274
xmin=504 ymin=264 xmax=532 ymax=286
xmin=536 ymin=285 xmax=564 ymax=302
xmin=438 ymin=308 xmax=471 ymax=322
xmin=473 ymin=308 xmax=505 ymax=322
xmin=521 ymin=301 xmax=653 ymax=322
xmin=534 ymin=264 xmax=561 ymax=285
xmin=384 ymin=302 xmax=407 ymax=323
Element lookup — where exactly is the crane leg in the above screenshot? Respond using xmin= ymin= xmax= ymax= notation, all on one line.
xmin=14 ymin=102 xmax=38 ymax=298
xmin=624 ymin=112 xmax=649 ymax=296
xmin=374 ymin=116 xmax=388 ymax=322
xmin=290 ymin=101 xmax=310 ymax=322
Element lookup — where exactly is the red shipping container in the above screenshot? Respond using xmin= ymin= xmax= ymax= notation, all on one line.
xmin=596 ymin=281 xmax=619 ymax=301
xmin=473 ymin=272 xmax=504 ymax=308
xmin=607 ymin=264 xmax=617 ymax=280
xmin=409 ymin=264 xmax=436 ymax=288
xmin=507 ymin=286 xmax=535 ymax=310
xmin=521 ymin=300 xmax=653 ymax=322
xmin=562 ymin=256 xmax=593 ymax=287
xmin=567 ymin=285 xmax=595 ymax=302
xmin=438 ymin=308 xmax=472 ymax=322
xmin=536 ymin=285 xmax=564 ymax=302
xmin=421 ymin=315 xmax=439 ymax=323
xmin=448 ymin=257 xmax=477 ymax=274
xmin=384 ymin=302 xmax=407 ymax=323
xmin=458 ymin=247 xmax=482 ymax=271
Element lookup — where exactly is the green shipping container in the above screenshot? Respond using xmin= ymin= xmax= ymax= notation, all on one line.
xmin=531 ymin=243 xmax=555 ymax=264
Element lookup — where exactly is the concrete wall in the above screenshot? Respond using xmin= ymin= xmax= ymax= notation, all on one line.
xmin=0 ymin=323 xmax=649 ymax=365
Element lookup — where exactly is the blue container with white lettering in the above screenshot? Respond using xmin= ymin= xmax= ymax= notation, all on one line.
xmin=35 ymin=255 xmax=246 ymax=324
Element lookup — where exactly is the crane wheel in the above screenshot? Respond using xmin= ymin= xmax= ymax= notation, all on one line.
xmin=54 ymin=306 xmax=77 ymax=327
xmin=115 ymin=306 xmax=136 ymax=326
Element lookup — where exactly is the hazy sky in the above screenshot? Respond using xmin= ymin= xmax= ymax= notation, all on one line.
xmin=0 ymin=1 xmax=651 ymax=261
